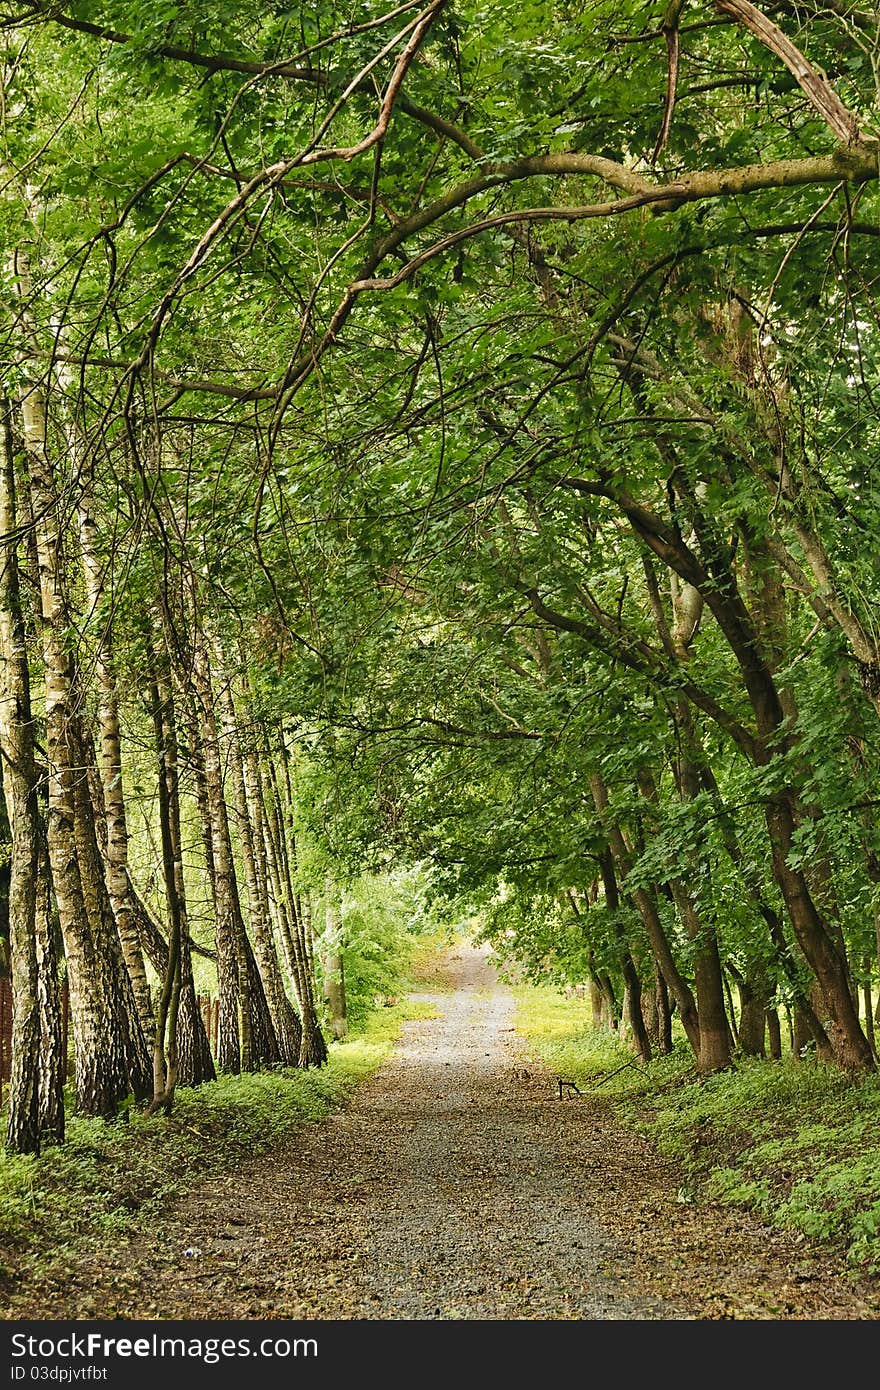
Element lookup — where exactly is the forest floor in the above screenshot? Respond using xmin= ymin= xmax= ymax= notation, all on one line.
xmin=6 ymin=942 xmax=880 ymax=1321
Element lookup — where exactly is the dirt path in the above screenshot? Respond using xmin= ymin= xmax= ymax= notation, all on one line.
xmin=15 ymin=944 xmax=880 ymax=1320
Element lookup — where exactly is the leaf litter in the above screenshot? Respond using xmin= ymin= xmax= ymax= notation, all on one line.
xmin=5 ymin=944 xmax=879 ymax=1321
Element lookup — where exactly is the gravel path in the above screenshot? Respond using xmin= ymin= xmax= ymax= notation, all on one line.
xmin=14 ymin=943 xmax=879 ymax=1320
xmin=310 ymin=941 xmax=669 ymax=1318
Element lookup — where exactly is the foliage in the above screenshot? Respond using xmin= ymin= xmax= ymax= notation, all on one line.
xmin=314 ymin=865 xmax=441 ymax=1026
xmin=3 ymin=0 xmax=880 ymax=1167
xmin=516 ymin=981 xmax=880 ymax=1273
xmin=0 ymin=994 xmax=434 ymax=1283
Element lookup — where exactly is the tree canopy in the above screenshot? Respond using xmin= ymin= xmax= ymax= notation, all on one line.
xmin=3 ymin=0 xmax=880 ymax=1151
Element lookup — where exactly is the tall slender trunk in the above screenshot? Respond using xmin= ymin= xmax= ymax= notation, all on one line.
xmin=148 ymin=656 xmax=188 ymax=1113
xmin=590 ymin=770 xmax=701 ymax=1058
xmin=588 ymin=826 xmax=651 ymax=1061
xmin=649 ymin=719 xmax=731 ymax=1073
xmin=653 ymin=967 xmax=673 ymax=1054
xmin=217 ymin=660 xmax=301 ymax=1065
xmin=79 ymin=504 xmax=154 ymax=1038
xmin=650 ymin=713 xmax=731 ymax=1069
xmin=242 ymin=713 xmax=302 ymax=1063
xmin=696 ymin=760 xmax=834 ymax=1058
xmin=51 ymin=355 xmax=154 ymax=1043
xmin=875 ymin=897 xmax=880 ymax=1028
xmin=861 ymin=957 xmax=875 ymax=1059
xmin=277 ymin=731 xmax=327 ymax=1067
xmin=321 ymin=885 xmax=348 ymax=1042
xmin=0 ymin=402 xmax=42 ymax=1153
xmin=710 ymin=559 xmax=870 ymax=1066
xmin=766 ymin=793 xmax=870 ymax=1069
xmin=8 ymin=441 xmax=65 ymax=1134
xmin=667 ymin=875 xmax=731 ymax=1072
xmin=188 ymin=623 xmax=278 ymax=1070
xmin=180 ymin=697 xmax=240 ymax=1070
xmin=562 ymin=888 xmax=617 ymax=1024
xmin=14 ymin=271 xmax=149 ymax=1113
xmin=263 ymin=727 xmax=327 ymax=1067
xmin=130 ymin=883 xmax=215 ymax=1088
xmin=35 ymin=829 xmax=65 ymax=1140
xmin=188 ymin=637 xmax=250 ymax=1071
xmin=257 ymin=744 xmax=301 ymax=1002
xmin=623 ymin=475 xmax=873 ymax=1068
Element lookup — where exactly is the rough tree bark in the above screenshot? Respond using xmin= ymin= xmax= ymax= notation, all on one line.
xmin=186 ymin=621 xmax=279 ymax=1071
xmin=216 ymin=657 xmax=301 ymax=1065
xmin=261 ymin=726 xmax=327 ymax=1067
xmin=590 ymin=770 xmax=702 ymax=1058
xmin=72 ymin=437 xmax=154 ymax=1042
xmin=0 ymin=402 xmax=42 ymax=1152
xmin=147 ymin=654 xmax=188 ymax=1113
xmin=35 ymin=828 xmax=65 ymax=1140
xmin=14 ymin=257 xmax=150 ymax=1113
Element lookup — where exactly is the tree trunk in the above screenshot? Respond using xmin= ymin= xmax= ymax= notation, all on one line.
xmin=188 ymin=642 xmax=249 ymax=1071
xmin=696 ymin=760 xmax=834 ymax=1058
xmin=240 ymin=701 xmax=302 ymax=1063
xmin=736 ymin=975 xmax=767 ymax=1058
xmin=766 ymin=1008 xmax=782 ymax=1060
xmin=591 ymin=837 xmax=651 ymax=1062
xmin=589 ymin=774 xmax=692 ymax=1056
xmin=130 ymin=884 xmax=215 ymax=1088
xmin=862 ymin=959 xmax=875 ymax=1059
xmin=575 ymin=920 xmax=618 ymax=1028
xmin=189 ymin=625 xmax=279 ymax=1069
xmin=67 ymin=406 xmax=153 ymax=1042
xmin=15 ymin=285 xmax=149 ymax=1114
xmin=264 ymin=726 xmax=327 ymax=1067
xmin=148 ymin=655 xmax=189 ymax=1113
xmin=724 ymin=973 xmax=740 ymax=1050
xmin=218 ymin=661 xmax=301 ymax=1065
xmin=35 ymin=830 xmax=65 ymax=1141
xmin=766 ymin=794 xmax=872 ymax=1069
xmin=181 ymin=699 xmax=240 ymax=1071
xmin=258 ymin=757 xmax=303 ymax=1013
xmin=320 ymin=882 xmax=348 ymax=1041
xmin=623 ymin=470 xmax=873 ymax=1069
xmin=663 ymin=863 xmax=731 ymax=1072
xmin=588 ymin=978 xmax=612 ymax=1029
xmin=875 ymin=897 xmax=880 ymax=1026
xmin=0 ymin=402 xmax=42 ymax=1153
xmin=793 ymin=1006 xmax=814 ymax=1059
xmin=654 ymin=967 xmax=673 ymax=1054
xmin=663 ymin=712 xmax=731 ymax=1073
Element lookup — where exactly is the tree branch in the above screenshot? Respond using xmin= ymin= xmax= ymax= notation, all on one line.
xmin=716 ymin=0 xmax=862 ymax=142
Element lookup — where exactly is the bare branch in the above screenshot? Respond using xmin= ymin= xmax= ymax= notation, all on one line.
xmin=653 ymin=0 xmax=687 ymax=162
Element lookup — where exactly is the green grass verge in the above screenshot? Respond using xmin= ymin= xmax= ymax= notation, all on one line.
xmin=514 ymin=982 xmax=880 ymax=1275
xmin=0 ymin=997 xmax=434 ymax=1286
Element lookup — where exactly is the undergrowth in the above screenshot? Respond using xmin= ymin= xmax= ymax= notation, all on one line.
xmin=514 ymin=983 xmax=880 ymax=1276
xmin=0 ymin=997 xmax=433 ymax=1289
xmin=403 ymin=926 xmax=467 ymax=991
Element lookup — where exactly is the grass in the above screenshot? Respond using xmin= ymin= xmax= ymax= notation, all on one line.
xmin=514 ymin=981 xmax=880 ymax=1276
xmin=0 ymin=995 xmax=434 ymax=1289
xmin=402 ymin=926 xmax=468 ymax=991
